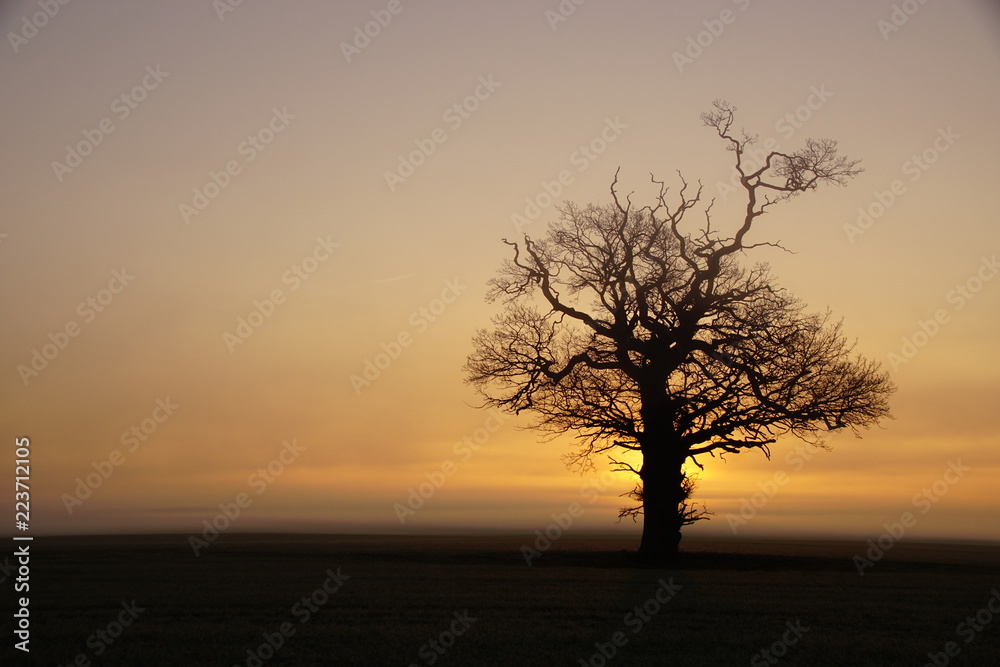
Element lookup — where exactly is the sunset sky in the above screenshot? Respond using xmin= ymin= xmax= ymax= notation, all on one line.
xmin=2 ymin=0 xmax=998 ymax=543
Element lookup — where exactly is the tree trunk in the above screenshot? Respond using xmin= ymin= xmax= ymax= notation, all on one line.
xmin=637 ymin=446 xmax=686 ymax=564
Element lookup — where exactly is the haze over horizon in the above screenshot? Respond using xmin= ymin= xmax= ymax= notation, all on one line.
xmin=2 ymin=0 xmax=999 ymax=543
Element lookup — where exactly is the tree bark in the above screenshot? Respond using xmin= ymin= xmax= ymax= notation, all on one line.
xmin=637 ymin=444 xmax=687 ymax=564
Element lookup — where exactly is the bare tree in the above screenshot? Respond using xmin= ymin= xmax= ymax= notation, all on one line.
xmin=466 ymin=101 xmax=894 ymax=563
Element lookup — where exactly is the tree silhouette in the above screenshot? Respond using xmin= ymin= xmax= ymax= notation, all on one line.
xmin=466 ymin=101 xmax=895 ymax=563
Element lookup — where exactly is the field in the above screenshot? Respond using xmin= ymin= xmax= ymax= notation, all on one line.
xmin=5 ymin=534 xmax=1000 ymax=666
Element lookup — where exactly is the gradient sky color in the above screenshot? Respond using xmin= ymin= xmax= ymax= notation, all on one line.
xmin=2 ymin=0 xmax=999 ymax=542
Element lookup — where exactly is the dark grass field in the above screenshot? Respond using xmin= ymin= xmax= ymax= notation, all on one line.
xmin=4 ymin=534 xmax=1000 ymax=666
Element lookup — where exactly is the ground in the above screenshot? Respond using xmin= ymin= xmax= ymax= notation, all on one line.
xmin=4 ymin=534 xmax=999 ymax=666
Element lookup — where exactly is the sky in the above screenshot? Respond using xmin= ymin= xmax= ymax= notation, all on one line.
xmin=1 ymin=0 xmax=998 ymax=543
